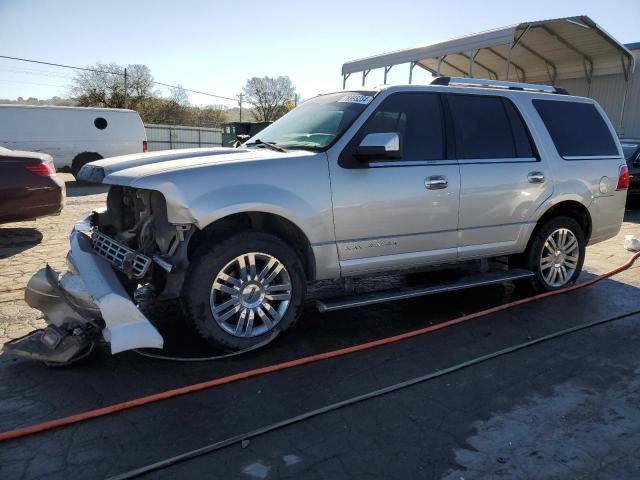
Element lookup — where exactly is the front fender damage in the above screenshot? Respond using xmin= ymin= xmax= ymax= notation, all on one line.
xmin=2 ymin=216 xmax=164 ymax=365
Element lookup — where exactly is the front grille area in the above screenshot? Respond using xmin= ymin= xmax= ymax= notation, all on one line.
xmin=90 ymin=230 xmax=152 ymax=279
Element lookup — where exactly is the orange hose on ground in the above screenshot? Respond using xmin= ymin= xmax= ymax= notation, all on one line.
xmin=1 ymin=251 xmax=638 ymax=442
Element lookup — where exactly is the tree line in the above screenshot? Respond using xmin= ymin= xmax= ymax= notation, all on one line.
xmin=65 ymin=62 xmax=297 ymax=127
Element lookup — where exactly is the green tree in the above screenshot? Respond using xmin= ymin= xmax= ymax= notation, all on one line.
xmin=67 ymin=63 xmax=228 ymax=128
xmin=68 ymin=63 xmax=155 ymax=109
xmin=242 ymin=76 xmax=296 ymax=122
xmin=192 ymin=106 xmax=228 ymax=128
xmin=137 ymin=97 xmax=189 ymax=125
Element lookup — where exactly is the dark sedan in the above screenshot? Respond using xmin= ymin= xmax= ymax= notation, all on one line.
xmin=0 ymin=146 xmax=65 ymax=224
xmin=621 ymin=139 xmax=640 ymax=198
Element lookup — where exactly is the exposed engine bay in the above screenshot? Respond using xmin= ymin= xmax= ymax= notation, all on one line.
xmin=91 ymin=186 xmax=194 ymax=298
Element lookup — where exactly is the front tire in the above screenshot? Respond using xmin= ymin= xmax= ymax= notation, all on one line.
xmin=182 ymin=232 xmax=306 ymax=351
xmin=526 ymin=216 xmax=586 ymax=291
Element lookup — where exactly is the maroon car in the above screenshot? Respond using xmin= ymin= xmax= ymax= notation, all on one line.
xmin=0 ymin=146 xmax=65 ymax=224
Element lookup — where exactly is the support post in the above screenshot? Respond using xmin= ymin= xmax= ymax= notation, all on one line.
xmin=584 ymin=59 xmax=594 ymax=84
xmin=619 ymin=54 xmax=631 ymax=134
xmin=505 ymin=25 xmax=531 ymax=81
xmin=409 ymin=62 xmax=416 ymax=84
xmin=383 ymin=65 xmax=393 ymax=84
xmin=362 ymin=69 xmax=370 ymax=86
xmin=437 ymin=56 xmax=445 ymax=76
xmin=342 ymin=73 xmax=351 ymax=89
xmin=237 ymin=93 xmax=243 ymax=123
xmin=468 ymin=50 xmax=479 ymax=78
xmin=504 ymin=45 xmax=512 ymax=81
xmin=621 ymin=54 xmax=630 ymax=82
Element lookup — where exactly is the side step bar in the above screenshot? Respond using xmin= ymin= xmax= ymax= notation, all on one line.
xmin=316 ymin=269 xmax=534 ymax=313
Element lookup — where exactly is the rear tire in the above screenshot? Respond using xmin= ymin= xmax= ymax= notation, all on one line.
xmin=525 ymin=216 xmax=586 ymax=292
xmin=71 ymin=152 xmax=102 ymax=179
xmin=181 ymin=232 xmax=306 ymax=351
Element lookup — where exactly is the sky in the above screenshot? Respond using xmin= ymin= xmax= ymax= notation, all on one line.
xmin=0 ymin=0 xmax=639 ymax=107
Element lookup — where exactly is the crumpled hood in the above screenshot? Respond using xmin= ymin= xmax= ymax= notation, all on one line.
xmin=77 ymin=147 xmax=314 ymax=187
xmin=77 ymin=147 xmax=250 ymax=183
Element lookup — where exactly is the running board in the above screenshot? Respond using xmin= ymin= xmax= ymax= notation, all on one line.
xmin=316 ymin=269 xmax=534 ymax=313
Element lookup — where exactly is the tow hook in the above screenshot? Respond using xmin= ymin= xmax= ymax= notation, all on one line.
xmin=3 ymin=324 xmax=96 ymax=367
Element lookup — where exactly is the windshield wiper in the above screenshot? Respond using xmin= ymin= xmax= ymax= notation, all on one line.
xmin=246 ymin=139 xmax=287 ymax=153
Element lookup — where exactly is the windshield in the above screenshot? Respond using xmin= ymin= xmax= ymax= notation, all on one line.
xmin=244 ymin=92 xmax=375 ymax=151
xmin=621 ymin=142 xmax=639 ymax=160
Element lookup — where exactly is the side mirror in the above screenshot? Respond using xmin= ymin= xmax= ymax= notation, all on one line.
xmin=354 ymin=132 xmax=401 ymax=160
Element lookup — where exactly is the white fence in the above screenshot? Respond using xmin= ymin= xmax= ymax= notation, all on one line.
xmin=145 ymin=124 xmax=223 ymax=151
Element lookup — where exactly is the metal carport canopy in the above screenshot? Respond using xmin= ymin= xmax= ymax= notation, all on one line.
xmin=341 ymin=16 xmax=635 ymax=87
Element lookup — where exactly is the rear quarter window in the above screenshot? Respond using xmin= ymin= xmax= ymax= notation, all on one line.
xmin=532 ymin=100 xmax=618 ymax=158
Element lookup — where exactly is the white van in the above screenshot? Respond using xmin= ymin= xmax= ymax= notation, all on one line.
xmin=0 ymin=105 xmax=147 ymax=177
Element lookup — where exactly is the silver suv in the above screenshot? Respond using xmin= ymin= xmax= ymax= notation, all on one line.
xmin=20 ymin=77 xmax=629 ymax=361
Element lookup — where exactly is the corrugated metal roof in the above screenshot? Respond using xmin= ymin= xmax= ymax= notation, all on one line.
xmin=342 ymin=16 xmax=635 ymax=84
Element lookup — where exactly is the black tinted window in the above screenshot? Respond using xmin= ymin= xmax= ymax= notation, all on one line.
xmin=533 ymin=100 xmax=618 ymax=157
xmin=358 ymin=93 xmax=444 ymax=160
xmin=448 ymin=94 xmax=533 ymax=159
xmin=503 ymin=99 xmax=534 ymax=158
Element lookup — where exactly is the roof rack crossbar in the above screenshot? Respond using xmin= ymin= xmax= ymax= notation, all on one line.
xmin=430 ymin=76 xmax=569 ymax=95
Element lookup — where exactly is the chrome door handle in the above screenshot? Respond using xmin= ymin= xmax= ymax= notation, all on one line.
xmin=425 ymin=175 xmax=448 ymax=190
xmin=527 ymin=171 xmax=545 ymax=183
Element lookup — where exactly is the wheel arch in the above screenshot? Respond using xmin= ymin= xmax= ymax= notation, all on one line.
xmin=530 ymin=200 xmax=592 ymax=247
xmin=187 ymin=211 xmax=316 ymax=281
xmin=72 ymin=151 xmax=103 ymax=175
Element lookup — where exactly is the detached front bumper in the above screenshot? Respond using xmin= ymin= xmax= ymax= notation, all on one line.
xmin=24 ymin=215 xmax=164 ymax=354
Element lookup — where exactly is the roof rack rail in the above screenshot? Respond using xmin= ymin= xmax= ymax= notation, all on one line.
xmin=430 ymin=76 xmax=569 ymax=95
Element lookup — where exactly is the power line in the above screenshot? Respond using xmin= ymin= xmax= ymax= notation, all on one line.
xmin=0 ymin=55 xmax=238 ymax=102
xmin=0 ymin=55 xmax=120 ymax=75
xmin=0 ymin=66 xmax=74 ymax=80
xmin=152 ymin=81 xmax=236 ymax=102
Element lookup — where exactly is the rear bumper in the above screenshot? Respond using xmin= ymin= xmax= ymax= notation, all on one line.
xmin=25 ymin=215 xmax=164 ymax=354
xmin=0 ymin=179 xmax=65 ymax=224
xmin=588 ymin=192 xmax=627 ymax=245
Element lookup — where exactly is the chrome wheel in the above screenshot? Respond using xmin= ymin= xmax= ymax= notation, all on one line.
xmin=539 ymin=228 xmax=579 ymax=287
xmin=209 ymin=252 xmax=292 ymax=337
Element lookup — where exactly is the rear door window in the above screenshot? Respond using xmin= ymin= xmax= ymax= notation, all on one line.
xmin=532 ymin=100 xmax=619 ymax=158
xmin=447 ymin=94 xmax=534 ymax=160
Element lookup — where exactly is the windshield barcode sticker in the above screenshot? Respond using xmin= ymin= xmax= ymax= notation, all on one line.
xmin=338 ymin=94 xmax=373 ymax=105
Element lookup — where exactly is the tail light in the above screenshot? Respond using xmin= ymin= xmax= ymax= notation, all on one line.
xmin=617 ymin=165 xmax=629 ymax=190
xmin=25 ymin=158 xmax=56 ymax=177
xmin=143 ymin=140 xmax=148 ymax=152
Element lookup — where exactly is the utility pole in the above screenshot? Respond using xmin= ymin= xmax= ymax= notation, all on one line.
xmin=123 ymin=67 xmax=128 ymax=109
xmin=237 ymin=93 xmax=243 ymax=123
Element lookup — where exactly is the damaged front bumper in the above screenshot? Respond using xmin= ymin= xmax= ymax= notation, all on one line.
xmin=21 ymin=215 xmax=164 ymax=356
